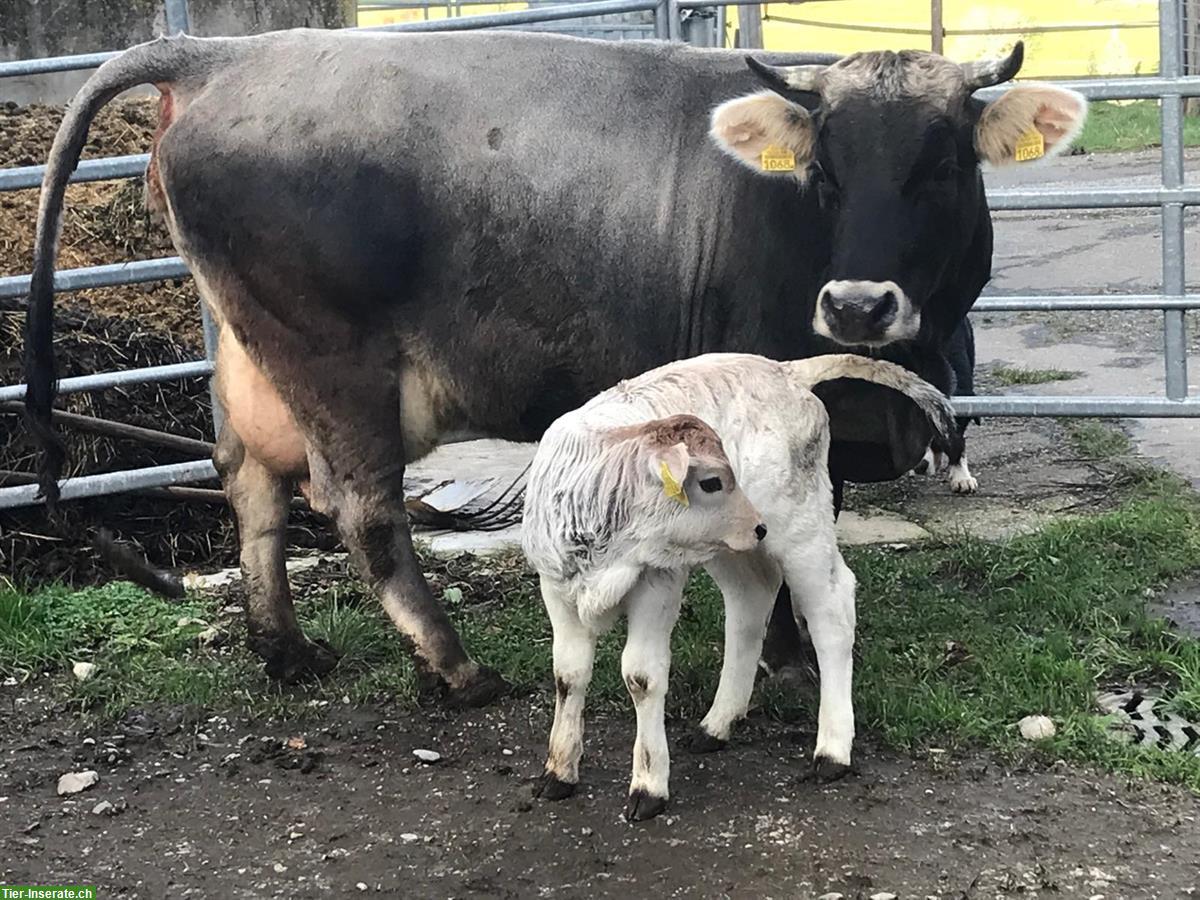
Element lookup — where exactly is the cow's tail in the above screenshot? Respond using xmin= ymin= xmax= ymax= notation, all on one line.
xmin=23 ymin=34 xmax=227 ymax=505
xmin=785 ymin=353 xmax=962 ymax=456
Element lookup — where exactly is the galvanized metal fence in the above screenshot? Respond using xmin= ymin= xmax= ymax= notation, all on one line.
xmin=0 ymin=0 xmax=1197 ymax=510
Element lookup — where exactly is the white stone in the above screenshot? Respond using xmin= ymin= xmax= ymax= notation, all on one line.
xmin=870 ymin=893 xmax=898 ymax=900
xmin=57 ymin=770 xmax=99 ymax=795
xmin=356 ymin=884 xmax=368 ymax=892
xmin=72 ymin=662 xmax=97 ymax=682
xmin=399 ymin=833 xmax=420 ymax=843
xmin=1018 ymin=714 xmax=1057 ymax=740
xmin=412 ymin=749 xmax=441 ymax=764
xmin=91 ymin=800 xmax=114 ymax=815
xmin=817 ymin=893 xmax=845 ymax=900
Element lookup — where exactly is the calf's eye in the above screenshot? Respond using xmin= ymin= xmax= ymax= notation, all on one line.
xmin=699 ymin=477 xmax=723 ymax=493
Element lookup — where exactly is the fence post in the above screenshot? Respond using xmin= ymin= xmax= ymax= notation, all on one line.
xmin=162 ymin=0 xmax=224 ymax=437
xmin=164 ymin=0 xmax=192 ymax=33
xmin=930 ymin=0 xmax=944 ymax=54
xmin=1161 ymin=0 xmax=1190 ymax=400
xmin=739 ymin=2 xmax=763 ymax=48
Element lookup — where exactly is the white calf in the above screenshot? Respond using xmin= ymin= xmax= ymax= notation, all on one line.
xmin=523 ymin=352 xmax=959 ymax=821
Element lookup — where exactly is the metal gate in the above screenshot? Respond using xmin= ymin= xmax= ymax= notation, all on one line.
xmin=0 ymin=0 xmax=1197 ymax=510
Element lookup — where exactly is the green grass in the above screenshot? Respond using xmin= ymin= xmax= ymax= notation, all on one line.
xmin=3 ymin=471 xmax=1200 ymax=789
xmin=1077 ymin=100 xmax=1200 ymax=154
xmin=1066 ymin=420 xmax=1134 ymax=459
xmin=990 ymin=366 xmax=1082 ymax=387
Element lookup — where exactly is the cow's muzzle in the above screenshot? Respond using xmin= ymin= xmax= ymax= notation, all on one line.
xmin=814 ymin=279 xmax=920 ymax=347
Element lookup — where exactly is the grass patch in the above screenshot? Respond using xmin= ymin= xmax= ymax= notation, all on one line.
xmin=990 ymin=365 xmax=1082 ymax=386
xmin=3 ymin=472 xmax=1200 ymax=789
xmin=1066 ymin=420 xmax=1134 ymax=459
xmin=1077 ymin=100 xmax=1200 ymax=154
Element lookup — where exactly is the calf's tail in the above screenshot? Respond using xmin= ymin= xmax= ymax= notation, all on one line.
xmin=785 ymin=354 xmax=962 ymax=458
xmin=23 ymin=34 xmax=230 ymax=505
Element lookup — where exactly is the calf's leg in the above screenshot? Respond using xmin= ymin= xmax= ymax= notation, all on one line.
xmin=622 ymin=571 xmax=685 ymax=822
xmin=784 ymin=548 xmax=857 ymax=780
xmin=213 ymin=423 xmax=338 ymax=681
xmin=692 ymin=550 xmax=782 ymax=751
xmin=535 ymin=577 xmax=599 ymax=800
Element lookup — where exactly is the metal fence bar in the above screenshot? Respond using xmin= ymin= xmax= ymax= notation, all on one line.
xmin=0 ymin=460 xmax=218 ymax=510
xmin=0 ymin=52 xmax=119 ymax=79
xmin=954 ymin=397 xmax=1200 ymax=417
xmin=1161 ymin=0 xmax=1190 ymax=401
xmin=0 ymin=360 xmax=213 ymax=404
xmin=988 ymin=186 xmax=1200 ymax=209
xmin=975 ymin=294 xmax=1200 ymax=311
xmin=0 ymin=155 xmax=149 ymax=192
xmin=1 ymin=0 xmax=1197 ymax=512
xmin=974 ymin=75 xmax=1200 ymax=101
xmin=361 ymin=0 xmax=658 ymax=31
xmin=0 ymin=258 xmax=189 ymax=301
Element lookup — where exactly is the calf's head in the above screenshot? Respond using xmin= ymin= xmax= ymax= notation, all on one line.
xmin=710 ymin=42 xmax=1087 ymax=347
xmin=622 ymin=414 xmax=765 ymax=563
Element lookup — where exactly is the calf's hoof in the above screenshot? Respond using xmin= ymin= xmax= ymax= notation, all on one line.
xmin=533 ymin=772 xmax=577 ymax=801
xmin=252 ymin=634 xmax=341 ymax=684
xmin=624 ymin=789 xmax=668 ymax=822
xmin=685 ymin=727 xmax=728 ymax=754
xmin=809 ymin=754 xmax=853 ymax=784
xmin=446 ymin=665 xmax=509 ymax=709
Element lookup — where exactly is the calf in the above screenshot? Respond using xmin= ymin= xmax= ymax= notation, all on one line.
xmin=522 ymin=352 xmax=959 ymax=820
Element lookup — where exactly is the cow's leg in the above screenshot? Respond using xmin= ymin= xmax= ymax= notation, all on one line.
xmin=622 ymin=571 xmax=685 ymax=822
xmin=783 ymin=547 xmax=857 ymax=781
xmin=303 ymin=440 xmax=506 ymax=706
xmin=535 ymin=576 xmax=599 ymax=801
xmin=690 ymin=550 xmax=782 ymax=752
xmin=213 ymin=423 xmax=338 ymax=681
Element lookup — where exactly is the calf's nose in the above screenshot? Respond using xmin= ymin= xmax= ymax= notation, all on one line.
xmin=755 ymin=523 xmax=768 ymax=541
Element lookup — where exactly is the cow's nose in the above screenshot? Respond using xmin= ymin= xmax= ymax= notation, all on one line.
xmin=821 ymin=285 xmax=898 ymax=326
xmin=755 ymin=523 xmax=768 ymax=541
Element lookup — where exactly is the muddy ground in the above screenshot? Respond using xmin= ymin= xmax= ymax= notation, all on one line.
xmin=4 ymin=688 xmax=1200 ymax=899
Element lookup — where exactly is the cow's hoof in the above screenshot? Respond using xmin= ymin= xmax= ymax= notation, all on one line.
xmin=950 ymin=474 xmax=979 ymax=494
xmin=446 ymin=665 xmax=509 ymax=708
xmin=253 ymin=634 xmax=341 ymax=684
xmin=809 ymin=755 xmax=853 ymax=784
xmin=686 ymin=728 xmax=728 ymax=754
xmin=533 ymin=772 xmax=577 ymax=801
xmin=624 ymin=789 xmax=668 ymax=822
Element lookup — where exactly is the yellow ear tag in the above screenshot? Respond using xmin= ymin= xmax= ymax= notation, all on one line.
xmin=659 ymin=461 xmax=689 ymax=507
xmin=1014 ymin=127 xmax=1045 ymax=162
xmin=760 ymin=144 xmax=797 ymax=173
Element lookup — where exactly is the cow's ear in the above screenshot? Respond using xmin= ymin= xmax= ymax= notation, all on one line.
xmin=975 ymin=84 xmax=1087 ymax=166
xmin=710 ymin=92 xmax=816 ymax=177
xmin=649 ymin=442 xmax=691 ymax=507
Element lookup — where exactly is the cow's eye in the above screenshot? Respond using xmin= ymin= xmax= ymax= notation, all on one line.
xmin=699 ymin=477 xmax=723 ymax=493
xmin=931 ymin=159 xmax=959 ymax=182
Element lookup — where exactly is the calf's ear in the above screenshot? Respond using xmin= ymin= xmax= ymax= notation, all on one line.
xmin=649 ymin=442 xmax=691 ymax=507
xmin=710 ymin=92 xmax=816 ymax=177
xmin=975 ymin=84 xmax=1087 ymax=166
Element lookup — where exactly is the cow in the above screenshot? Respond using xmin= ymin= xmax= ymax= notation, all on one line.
xmin=23 ymin=30 xmax=1087 ymax=707
xmin=523 ymin=352 xmax=959 ymax=818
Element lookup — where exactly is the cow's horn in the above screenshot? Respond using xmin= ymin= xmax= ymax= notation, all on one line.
xmin=746 ymin=57 xmax=826 ymax=95
xmin=961 ymin=41 xmax=1024 ymax=91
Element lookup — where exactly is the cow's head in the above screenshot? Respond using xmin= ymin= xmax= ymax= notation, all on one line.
xmin=709 ymin=42 xmax=1087 ymax=347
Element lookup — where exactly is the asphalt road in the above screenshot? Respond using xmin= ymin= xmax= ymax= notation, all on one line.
xmin=978 ymin=148 xmax=1200 ymax=485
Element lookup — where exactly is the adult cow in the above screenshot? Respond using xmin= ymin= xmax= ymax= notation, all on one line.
xmin=24 ymin=30 xmax=1086 ymax=713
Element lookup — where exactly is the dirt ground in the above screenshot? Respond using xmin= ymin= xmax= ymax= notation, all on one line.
xmin=4 ymin=688 xmax=1200 ymax=900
